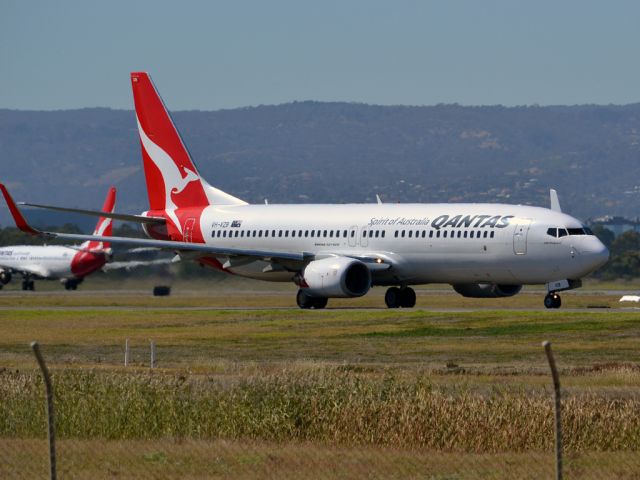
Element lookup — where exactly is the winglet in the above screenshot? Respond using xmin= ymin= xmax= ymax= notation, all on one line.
xmin=0 ymin=184 xmax=41 ymax=235
xmin=549 ymin=189 xmax=562 ymax=212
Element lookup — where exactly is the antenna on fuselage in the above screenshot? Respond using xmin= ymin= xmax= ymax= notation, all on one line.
xmin=549 ymin=189 xmax=562 ymax=212
xmin=375 ymin=194 xmax=382 ymax=204
xmin=264 ymin=199 xmax=269 ymax=205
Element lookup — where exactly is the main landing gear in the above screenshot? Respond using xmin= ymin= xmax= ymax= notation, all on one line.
xmin=544 ymin=292 xmax=562 ymax=309
xmin=385 ymin=287 xmax=416 ymax=308
xmin=21 ymin=279 xmax=35 ymax=291
xmin=64 ymin=279 xmax=79 ymax=291
xmin=296 ymin=289 xmax=328 ymax=309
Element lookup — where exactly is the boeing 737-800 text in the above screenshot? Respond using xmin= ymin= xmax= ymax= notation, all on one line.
xmin=0 ymin=72 xmax=609 ymax=307
xmin=0 ymin=188 xmax=115 ymax=290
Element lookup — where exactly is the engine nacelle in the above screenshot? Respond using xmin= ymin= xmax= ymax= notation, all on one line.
xmin=300 ymin=257 xmax=371 ymax=298
xmin=452 ymin=283 xmax=522 ymax=298
xmin=0 ymin=269 xmax=11 ymax=285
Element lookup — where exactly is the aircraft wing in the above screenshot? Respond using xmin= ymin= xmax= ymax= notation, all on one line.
xmin=17 ymin=201 xmax=165 ymax=225
xmin=102 ymin=258 xmax=175 ymax=272
xmin=0 ymin=184 xmax=310 ymax=264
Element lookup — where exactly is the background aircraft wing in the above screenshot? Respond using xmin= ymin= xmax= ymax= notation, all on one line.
xmin=17 ymin=201 xmax=165 ymax=225
xmin=1 ymin=184 xmax=310 ymax=265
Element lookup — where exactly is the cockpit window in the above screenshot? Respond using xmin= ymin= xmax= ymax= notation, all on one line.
xmin=547 ymin=228 xmax=557 ymax=237
xmin=558 ymin=228 xmax=568 ymax=237
xmin=583 ymin=227 xmax=594 ymax=235
xmin=567 ymin=228 xmax=586 ymax=236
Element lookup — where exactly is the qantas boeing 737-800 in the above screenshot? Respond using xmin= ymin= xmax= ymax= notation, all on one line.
xmin=0 ymin=188 xmax=115 ymax=291
xmin=0 ymin=72 xmax=609 ymax=308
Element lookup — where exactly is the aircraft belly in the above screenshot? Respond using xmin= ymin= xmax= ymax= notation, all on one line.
xmin=227 ymin=261 xmax=294 ymax=282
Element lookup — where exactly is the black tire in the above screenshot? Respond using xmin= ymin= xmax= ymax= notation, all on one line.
xmin=385 ymin=287 xmax=401 ymax=308
xmin=22 ymin=281 xmax=28 ymax=291
xmin=400 ymin=287 xmax=416 ymax=308
xmin=296 ymin=289 xmax=315 ymax=309
xmin=313 ymin=297 xmax=328 ymax=309
xmin=28 ymin=281 xmax=35 ymax=291
xmin=544 ymin=293 xmax=561 ymax=309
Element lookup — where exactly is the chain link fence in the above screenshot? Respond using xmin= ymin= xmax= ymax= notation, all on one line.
xmin=2 ymin=340 xmax=640 ymax=479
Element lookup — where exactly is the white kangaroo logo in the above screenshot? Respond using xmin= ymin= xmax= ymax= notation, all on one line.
xmin=137 ymin=118 xmax=200 ymax=234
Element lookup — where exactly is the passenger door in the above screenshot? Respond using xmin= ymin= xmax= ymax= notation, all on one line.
xmin=513 ymin=220 xmax=531 ymax=255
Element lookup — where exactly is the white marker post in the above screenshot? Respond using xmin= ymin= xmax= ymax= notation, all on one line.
xmin=150 ymin=340 xmax=156 ymax=368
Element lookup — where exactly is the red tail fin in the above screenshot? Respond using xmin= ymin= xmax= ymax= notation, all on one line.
xmin=84 ymin=187 xmax=115 ymax=251
xmin=130 ymin=72 xmax=245 ymax=214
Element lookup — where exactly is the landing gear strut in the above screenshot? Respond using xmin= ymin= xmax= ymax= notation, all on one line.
xmin=21 ymin=279 xmax=35 ymax=291
xmin=296 ymin=289 xmax=328 ymax=309
xmin=385 ymin=287 xmax=416 ymax=308
xmin=544 ymin=292 xmax=561 ymax=309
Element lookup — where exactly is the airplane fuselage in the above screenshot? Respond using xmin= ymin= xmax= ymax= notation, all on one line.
xmin=149 ymin=202 xmax=608 ymax=287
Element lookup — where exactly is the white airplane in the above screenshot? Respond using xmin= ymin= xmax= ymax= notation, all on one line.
xmin=0 ymin=188 xmax=115 ymax=291
xmin=0 ymin=72 xmax=609 ymax=308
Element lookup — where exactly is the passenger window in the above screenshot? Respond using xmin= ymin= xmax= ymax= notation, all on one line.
xmin=470 ymin=231 xmax=474 ymax=238
xmin=490 ymin=231 xmax=495 ymax=238
xmin=258 ymin=230 xmax=262 ymax=237
xmin=305 ymin=230 xmax=309 ymax=237
xmin=323 ymin=230 xmax=327 ymax=237
xmin=375 ymin=231 xmax=379 ymax=238
xmin=299 ymin=230 xmax=303 ymax=237
xmin=285 ymin=231 xmax=289 ymax=237
xmin=483 ymin=231 xmax=488 ymax=238
xmin=292 ymin=230 xmax=296 ymax=237
xmin=344 ymin=230 xmax=348 ymax=237
xmin=382 ymin=231 xmax=385 ymax=238
xmin=351 ymin=230 xmax=355 ymax=238
xmin=235 ymin=231 xmax=239 ymax=237
xmin=401 ymin=230 xmax=406 ymax=238
xmin=436 ymin=230 xmax=441 ymax=238
xmin=395 ymin=231 xmax=398 ymax=238
xmin=278 ymin=230 xmax=283 ymax=237
xmin=329 ymin=231 xmax=334 ymax=238
xmin=265 ymin=230 xmax=269 ymax=237
xmin=422 ymin=231 xmax=426 ymax=238
xmin=429 ymin=231 xmax=433 ymax=238
xmin=463 ymin=231 xmax=467 ymax=238
xmin=408 ymin=231 xmax=413 ymax=238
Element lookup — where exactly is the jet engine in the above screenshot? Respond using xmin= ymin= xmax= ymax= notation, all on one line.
xmin=0 ymin=269 xmax=11 ymax=285
xmin=300 ymin=257 xmax=371 ymax=298
xmin=452 ymin=283 xmax=522 ymax=298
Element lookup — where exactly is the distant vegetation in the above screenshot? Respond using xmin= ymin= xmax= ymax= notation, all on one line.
xmin=591 ymin=227 xmax=640 ymax=279
xmin=1 ymin=102 xmax=640 ymax=227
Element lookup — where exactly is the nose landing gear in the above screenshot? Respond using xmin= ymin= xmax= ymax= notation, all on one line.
xmin=385 ymin=287 xmax=416 ymax=308
xmin=544 ymin=292 xmax=562 ymax=309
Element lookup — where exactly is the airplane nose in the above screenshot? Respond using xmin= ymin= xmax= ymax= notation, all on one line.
xmin=585 ymin=239 xmax=609 ymax=270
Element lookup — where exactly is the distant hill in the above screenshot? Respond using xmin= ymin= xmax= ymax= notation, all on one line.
xmin=1 ymin=102 xmax=639 ymax=227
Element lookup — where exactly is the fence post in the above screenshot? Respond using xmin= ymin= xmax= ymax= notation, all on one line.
xmin=543 ymin=340 xmax=562 ymax=480
xmin=124 ymin=338 xmax=129 ymax=367
xmin=31 ymin=341 xmax=56 ymax=480
xmin=150 ymin=340 xmax=155 ymax=368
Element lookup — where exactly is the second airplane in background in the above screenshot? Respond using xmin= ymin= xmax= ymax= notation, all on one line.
xmin=0 ymin=72 xmax=609 ymax=307
xmin=0 ymin=187 xmax=115 ymax=290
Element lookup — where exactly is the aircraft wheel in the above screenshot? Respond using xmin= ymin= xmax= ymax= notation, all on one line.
xmin=312 ymin=297 xmax=328 ymax=309
xmin=22 ymin=280 xmax=29 ymax=291
xmin=385 ymin=287 xmax=402 ymax=308
xmin=400 ymin=287 xmax=416 ymax=308
xmin=296 ymin=290 xmax=328 ymax=309
xmin=544 ymin=293 xmax=561 ymax=309
xmin=28 ymin=280 xmax=35 ymax=291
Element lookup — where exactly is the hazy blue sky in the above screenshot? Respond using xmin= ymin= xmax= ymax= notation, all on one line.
xmin=2 ymin=0 xmax=639 ymax=110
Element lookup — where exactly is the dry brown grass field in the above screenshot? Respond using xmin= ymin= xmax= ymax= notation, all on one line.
xmin=1 ymin=282 xmax=640 ymax=478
